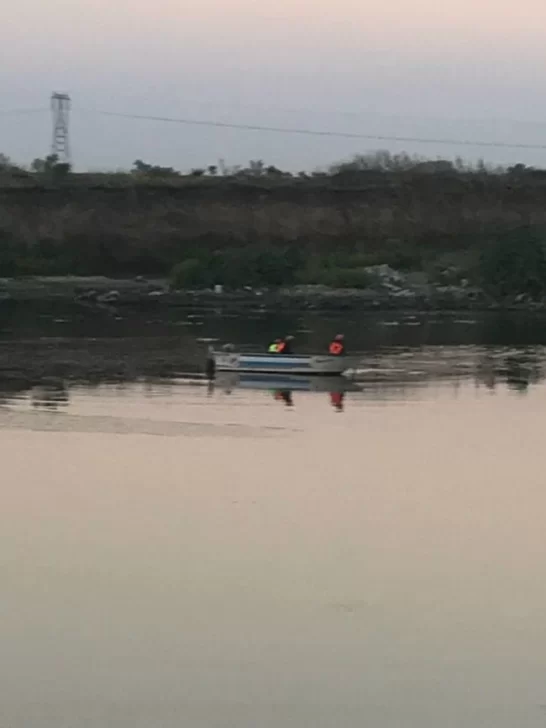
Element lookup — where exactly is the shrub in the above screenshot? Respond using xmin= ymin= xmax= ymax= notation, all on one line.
xmin=170 ymin=245 xmax=303 ymax=290
xmin=480 ymin=226 xmax=546 ymax=299
xmin=211 ymin=246 xmax=301 ymax=288
xmin=301 ymin=265 xmax=371 ymax=289
xmin=170 ymin=259 xmax=210 ymax=289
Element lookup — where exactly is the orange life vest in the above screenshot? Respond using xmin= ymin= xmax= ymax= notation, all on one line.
xmin=329 ymin=341 xmax=344 ymax=355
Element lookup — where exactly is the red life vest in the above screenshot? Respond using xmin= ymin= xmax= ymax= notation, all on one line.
xmin=329 ymin=341 xmax=344 ymax=355
xmin=277 ymin=341 xmax=286 ymax=353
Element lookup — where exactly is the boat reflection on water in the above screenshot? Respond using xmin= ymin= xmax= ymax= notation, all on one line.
xmin=214 ymin=373 xmax=358 ymax=411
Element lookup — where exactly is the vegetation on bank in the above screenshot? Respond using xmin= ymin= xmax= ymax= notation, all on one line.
xmin=2 ymin=151 xmax=546 ymax=298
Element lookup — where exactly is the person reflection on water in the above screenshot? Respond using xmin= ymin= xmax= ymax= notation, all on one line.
xmin=329 ymin=390 xmax=345 ymax=412
xmin=274 ymin=390 xmax=293 ymax=407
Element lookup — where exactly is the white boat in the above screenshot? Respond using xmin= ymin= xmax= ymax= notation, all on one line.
xmin=212 ymin=351 xmax=352 ymax=376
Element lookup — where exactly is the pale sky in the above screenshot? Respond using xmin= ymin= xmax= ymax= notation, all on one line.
xmin=2 ymin=0 xmax=546 ymax=171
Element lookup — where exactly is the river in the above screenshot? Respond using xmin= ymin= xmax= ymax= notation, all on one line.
xmin=2 ymin=305 xmax=546 ymax=727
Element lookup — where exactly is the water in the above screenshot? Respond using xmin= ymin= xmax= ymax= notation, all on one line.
xmin=3 ymin=306 xmax=546 ymax=727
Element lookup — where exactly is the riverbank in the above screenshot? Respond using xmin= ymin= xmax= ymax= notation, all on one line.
xmin=0 ymin=274 xmax=544 ymax=311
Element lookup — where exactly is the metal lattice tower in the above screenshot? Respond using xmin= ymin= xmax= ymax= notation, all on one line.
xmin=50 ymin=92 xmax=71 ymax=163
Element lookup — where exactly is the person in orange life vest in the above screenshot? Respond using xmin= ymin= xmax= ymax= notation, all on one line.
xmin=277 ymin=335 xmax=294 ymax=355
xmin=328 ymin=334 xmax=345 ymax=356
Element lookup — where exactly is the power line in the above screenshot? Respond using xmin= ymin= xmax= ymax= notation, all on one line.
xmin=138 ymin=98 xmax=546 ymax=129
xmin=77 ymin=108 xmax=546 ymax=151
xmin=2 ymin=100 xmax=545 ymax=131
xmin=2 ymin=101 xmax=546 ymax=154
xmin=0 ymin=107 xmax=48 ymax=116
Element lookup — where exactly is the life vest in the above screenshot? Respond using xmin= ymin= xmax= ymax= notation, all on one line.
xmin=268 ymin=343 xmax=279 ymax=353
xmin=276 ymin=341 xmax=287 ymax=353
xmin=329 ymin=341 xmax=344 ymax=355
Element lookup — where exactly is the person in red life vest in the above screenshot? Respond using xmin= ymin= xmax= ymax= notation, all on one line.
xmin=277 ymin=335 xmax=294 ymax=354
xmin=328 ymin=333 xmax=345 ymax=356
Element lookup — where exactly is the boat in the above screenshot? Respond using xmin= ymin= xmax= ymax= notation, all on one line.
xmin=212 ymin=350 xmax=352 ymax=376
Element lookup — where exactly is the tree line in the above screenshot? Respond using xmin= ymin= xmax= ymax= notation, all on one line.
xmin=1 ymin=149 xmax=544 ymax=183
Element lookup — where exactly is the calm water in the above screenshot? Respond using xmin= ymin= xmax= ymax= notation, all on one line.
xmin=3 ymin=361 xmax=546 ymax=727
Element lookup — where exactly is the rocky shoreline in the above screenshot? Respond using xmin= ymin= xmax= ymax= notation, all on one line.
xmin=0 ymin=269 xmax=541 ymax=311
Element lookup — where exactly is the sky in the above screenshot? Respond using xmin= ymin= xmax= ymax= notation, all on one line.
xmin=2 ymin=0 xmax=546 ymax=171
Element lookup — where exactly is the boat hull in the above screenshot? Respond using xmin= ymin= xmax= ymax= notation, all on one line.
xmin=213 ymin=352 xmax=350 ymax=375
